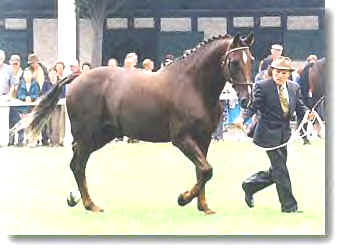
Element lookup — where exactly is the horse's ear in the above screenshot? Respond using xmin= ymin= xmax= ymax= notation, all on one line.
xmin=230 ymin=33 xmax=241 ymax=48
xmin=244 ymin=32 xmax=255 ymax=47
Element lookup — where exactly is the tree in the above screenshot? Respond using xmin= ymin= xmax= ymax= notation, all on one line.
xmin=75 ymin=0 xmax=126 ymax=67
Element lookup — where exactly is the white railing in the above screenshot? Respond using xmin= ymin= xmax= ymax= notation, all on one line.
xmin=0 ymin=97 xmax=72 ymax=147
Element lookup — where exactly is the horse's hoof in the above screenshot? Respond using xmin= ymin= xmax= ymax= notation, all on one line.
xmin=203 ymin=209 xmax=216 ymax=215
xmin=177 ymin=192 xmax=191 ymax=206
xmin=67 ymin=191 xmax=81 ymax=207
xmin=85 ymin=203 xmax=104 ymax=213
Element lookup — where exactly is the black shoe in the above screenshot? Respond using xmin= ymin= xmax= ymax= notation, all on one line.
xmin=303 ymin=137 xmax=311 ymax=145
xmin=282 ymin=205 xmax=301 ymax=213
xmin=242 ymin=182 xmax=254 ymax=208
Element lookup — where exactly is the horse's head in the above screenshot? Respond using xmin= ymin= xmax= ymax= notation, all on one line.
xmin=222 ymin=33 xmax=255 ymax=108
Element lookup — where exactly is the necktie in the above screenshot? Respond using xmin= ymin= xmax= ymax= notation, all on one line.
xmin=278 ymin=85 xmax=289 ymax=114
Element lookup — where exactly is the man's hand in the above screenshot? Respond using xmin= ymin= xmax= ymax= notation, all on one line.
xmin=308 ymin=111 xmax=316 ymax=121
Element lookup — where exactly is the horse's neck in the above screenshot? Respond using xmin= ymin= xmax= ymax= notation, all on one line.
xmin=172 ymin=43 xmax=226 ymax=105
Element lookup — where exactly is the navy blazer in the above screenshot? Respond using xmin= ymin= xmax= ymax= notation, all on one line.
xmin=247 ymin=79 xmax=308 ymax=148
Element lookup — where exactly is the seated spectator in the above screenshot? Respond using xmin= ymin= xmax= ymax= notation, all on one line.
xmin=81 ymin=62 xmax=92 ymax=74
xmin=16 ymin=69 xmax=41 ymax=146
xmin=142 ymin=58 xmax=154 ymax=72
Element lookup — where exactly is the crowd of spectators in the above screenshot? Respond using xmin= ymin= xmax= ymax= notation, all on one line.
xmin=0 ymin=45 xmax=322 ymax=147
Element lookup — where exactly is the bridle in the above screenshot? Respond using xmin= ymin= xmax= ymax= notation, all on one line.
xmin=221 ymin=46 xmax=254 ymax=108
xmin=221 ymin=46 xmax=254 ymax=85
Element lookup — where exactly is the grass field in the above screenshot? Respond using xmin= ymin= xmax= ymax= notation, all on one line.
xmin=0 ymin=138 xmax=325 ymax=235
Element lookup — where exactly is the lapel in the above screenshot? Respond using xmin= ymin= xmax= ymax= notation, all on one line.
xmin=286 ymin=81 xmax=296 ymax=112
xmin=272 ymin=81 xmax=283 ymax=112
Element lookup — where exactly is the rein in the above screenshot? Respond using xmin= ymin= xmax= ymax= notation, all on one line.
xmin=245 ymin=109 xmax=324 ymax=151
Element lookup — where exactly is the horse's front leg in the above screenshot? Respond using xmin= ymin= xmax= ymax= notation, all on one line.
xmin=173 ymin=136 xmax=215 ymax=215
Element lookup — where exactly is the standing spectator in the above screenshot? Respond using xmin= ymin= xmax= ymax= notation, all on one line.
xmin=259 ymin=44 xmax=283 ymax=72
xmin=0 ymin=49 xmax=12 ymax=96
xmin=142 ymin=58 xmax=154 ymax=72
xmin=81 ymin=62 xmax=92 ymax=74
xmin=236 ymin=56 xmax=311 ymax=213
xmin=8 ymin=54 xmax=23 ymax=145
xmin=41 ymin=68 xmax=64 ymax=146
xmin=123 ymin=53 xmax=138 ymax=71
xmin=124 ymin=52 xmax=138 ymax=69
xmin=54 ymin=60 xmax=65 ymax=79
xmin=107 ymin=58 xmax=118 ymax=67
xmin=16 ymin=69 xmax=41 ymax=146
xmin=25 ymin=53 xmax=48 ymax=89
xmin=298 ymin=54 xmax=318 ymax=104
xmin=52 ymin=59 xmax=66 ymax=146
xmin=70 ymin=59 xmax=81 ymax=75
xmin=9 ymin=54 xmax=23 ymax=87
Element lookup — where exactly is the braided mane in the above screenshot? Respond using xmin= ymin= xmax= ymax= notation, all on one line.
xmin=164 ymin=34 xmax=232 ymax=67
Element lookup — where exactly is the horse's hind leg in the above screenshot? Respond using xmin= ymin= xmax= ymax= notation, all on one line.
xmin=69 ymin=141 xmax=103 ymax=212
xmin=173 ymin=136 xmax=215 ymax=215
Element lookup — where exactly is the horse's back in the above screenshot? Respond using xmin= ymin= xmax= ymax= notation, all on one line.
xmin=67 ymin=67 xmax=173 ymax=143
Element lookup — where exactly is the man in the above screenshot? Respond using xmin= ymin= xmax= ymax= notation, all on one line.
xmin=70 ymin=59 xmax=81 ymax=75
xmin=259 ymin=44 xmax=283 ymax=72
xmin=235 ymin=56 xmax=313 ymax=213
xmin=107 ymin=58 xmax=118 ymax=67
xmin=54 ymin=60 xmax=65 ymax=79
xmin=9 ymin=54 xmax=23 ymax=87
xmin=25 ymin=53 xmax=48 ymax=89
xmin=124 ymin=52 xmax=138 ymax=69
xmin=142 ymin=58 xmax=154 ymax=72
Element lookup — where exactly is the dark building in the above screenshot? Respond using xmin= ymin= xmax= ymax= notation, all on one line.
xmin=0 ymin=0 xmax=325 ymax=72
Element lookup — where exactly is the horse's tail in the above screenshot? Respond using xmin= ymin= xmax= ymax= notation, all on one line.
xmin=10 ymin=73 xmax=79 ymax=138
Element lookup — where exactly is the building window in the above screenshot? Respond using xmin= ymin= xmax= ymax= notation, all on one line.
xmin=287 ymin=16 xmax=319 ymax=30
xmin=5 ymin=18 xmax=27 ymax=30
xmin=198 ymin=17 xmax=227 ymax=39
xmin=106 ymin=18 xmax=128 ymax=29
xmin=134 ymin=18 xmax=154 ymax=28
xmin=233 ymin=17 xmax=254 ymax=28
xmin=260 ymin=16 xmax=281 ymax=27
xmin=161 ymin=18 xmax=191 ymax=32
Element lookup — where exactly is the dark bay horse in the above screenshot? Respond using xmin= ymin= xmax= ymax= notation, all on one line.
xmin=13 ymin=33 xmax=254 ymax=214
xmin=298 ymin=57 xmax=326 ymax=142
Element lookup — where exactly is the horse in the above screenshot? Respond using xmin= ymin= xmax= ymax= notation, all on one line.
xmin=12 ymin=33 xmax=255 ymax=214
xmin=298 ymin=57 xmax=326 ymax=143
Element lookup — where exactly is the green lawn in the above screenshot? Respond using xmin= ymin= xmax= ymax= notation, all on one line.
xmin=0 ymin=139 xmax=325 ymax=235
